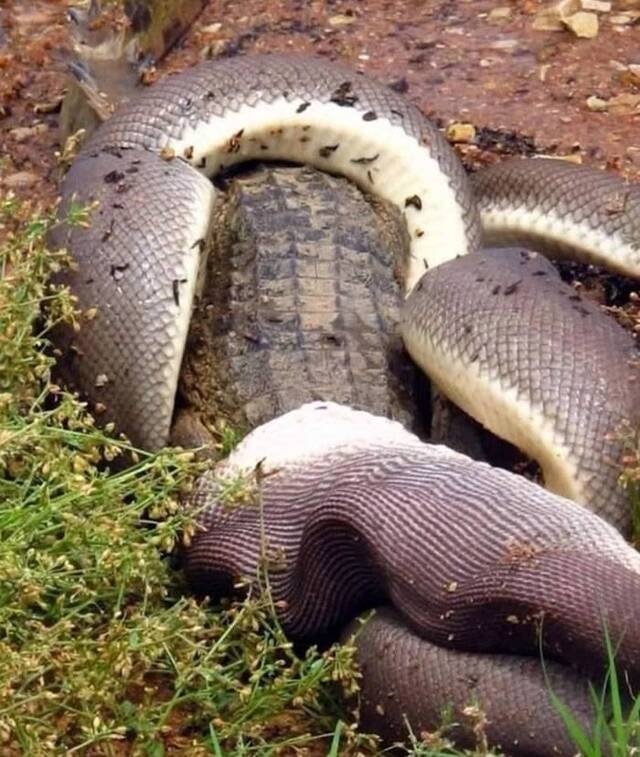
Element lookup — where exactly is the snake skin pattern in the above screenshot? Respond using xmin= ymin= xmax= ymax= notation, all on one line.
xmin=184 ymin=403 xmax=640 ymax=753
xmin=472 ymin=158 xmax=640 ymax=276
xmin=50 ymin=54 xmax=640 ymax=752
xmin=51 ymin=54 xmax=480 ymax=449
xmin=352 ymin=608 xmax=598 ymax=756
xmin=402 ymin=247 xmax=640 ymax=533
xmin=50 ymin=148 xmax=214 ymax=449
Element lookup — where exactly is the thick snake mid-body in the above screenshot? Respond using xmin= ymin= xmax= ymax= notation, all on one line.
xmin=50 ymin=54 xmax=640 ymax=753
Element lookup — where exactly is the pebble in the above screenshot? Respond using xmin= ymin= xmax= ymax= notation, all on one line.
xmin=490 ymin=38 xmax=519 ymax=50
xmin=328 ymin=14 xmax=355 ymax=27
xmin=2 ymin=171 xmax=39 ymax=189
xmin=9 ymin=123 xmax=47 ymax=143
xmin=532 ymin=0 xmax=580 ymax=31
xmin=610 ymin=10 xmax=640 ymax=21
xmin=581 ymin=0 xmax=611 ymax=9
xmin=488 ymin=6 xmax=513 ymax=22
xmin=564 ymin=10 xmax=599 ymax=37
xmin=446 ymin=122 xmax=476 ymax=143
xmin=607 ymin=92 xmax=640 ymax=114
xmin=586 ymin=94 xmax=608 ymax=110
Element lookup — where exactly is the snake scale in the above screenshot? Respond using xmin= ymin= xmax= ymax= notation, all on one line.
xmin=50 ymin=55 xmax=640 ymax=754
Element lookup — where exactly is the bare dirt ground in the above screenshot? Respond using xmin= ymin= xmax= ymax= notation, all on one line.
xmin=1 ymin=0 xmax=640 ymax=207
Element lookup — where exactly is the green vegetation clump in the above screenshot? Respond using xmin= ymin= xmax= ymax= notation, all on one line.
xmin=0 ymin=196 xmax=370 ymax=755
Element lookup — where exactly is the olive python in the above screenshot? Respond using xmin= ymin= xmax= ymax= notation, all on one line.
xmin=50 ymin=55 xmax=640 ymax=754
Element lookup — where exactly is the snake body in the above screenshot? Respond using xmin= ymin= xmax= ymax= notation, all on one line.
xmin=51 ymin=54 xmax=640 ymax=751
xmin=185 ymin=402 xmax=640 ymax=753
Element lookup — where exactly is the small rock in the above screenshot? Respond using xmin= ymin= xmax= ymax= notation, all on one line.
xmin=200 ymin=22 xmax=222 ymax=34
xmin=488 ymin=6 xmax=513 ymax=22
xmin=546 ymin=153 xmax=584 ymax=164
xmin=618 ymin=64 xmax=640 ymax=86
xmin=539 ymin=63 xmax=552 ymax=80
xmin=532 ymin=0 xmax=580 ymax=31
xmin=586 ymin=94 xmax=608 ymax=110
xmin=2 ymin=171 xmax=39 ymax=189
xmin=446 ymin=122 xmax=476 ymax=143
xmin=626 ymin=146 xmax=640 ymax=167
xmin=200 ymin=39 xmax=228 ymax=59
xmin=607 ymin=92 xmax=640 ymax=114
xmin=328 ymin=14 xmax=355 ymax=27
xmin=564 ymin=10 xmax=599 ymax=36
xmin=9 ymin=124 xmax=47 ymax=143
xmin=610 ymin=10 xmax=640 ymax=21
xmin=490 ymin=38 xmax=519 ymax=50
xmin=581 ymin=0 xmax=611 ymax=9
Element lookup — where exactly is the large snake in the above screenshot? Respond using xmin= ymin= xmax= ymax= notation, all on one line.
xmin=50 ymin=55 xmax=640 ymax=753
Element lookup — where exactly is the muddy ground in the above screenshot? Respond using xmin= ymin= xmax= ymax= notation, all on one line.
xmin=1 ymin=0 xmax=640 ymax=206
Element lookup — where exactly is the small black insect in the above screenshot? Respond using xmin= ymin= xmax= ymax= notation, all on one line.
xmin=101 ymin=219 xmax=115 ymax=243
xmin=503 ymin=280 xmax=521 ymax=296
xmin=389 ymin=78 xmax=409 ymax=94
xmin=404 ymin=195 xmax=422 ymax=210
xmin=172 ymin=278 xmax=187 ymax=307
xmin=102 ymin=147 xmax=123 ymax=159
xmin=362 ymin=111 xmax=377 ymax=121
xmin=109 ymin=262 xmax=129 ymax=279
xmin=296 ymin=101 xmax=311 ymax=113
xmin=330 ymin=81 xmax=358 ymax=107
xmin=351 ymin=154 xmax=379 ymax=165
xmin=104 ymin=170 xmax=125 ymax=184
xmin=319 ymin=144 xmax=340 ymax=158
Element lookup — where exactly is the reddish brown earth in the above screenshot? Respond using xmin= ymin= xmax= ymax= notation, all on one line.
xmin=1 ymin=0 xmax=640 ymax=206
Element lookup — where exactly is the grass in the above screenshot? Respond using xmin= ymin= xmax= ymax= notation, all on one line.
xmin=0 ymin=195 xmax=372 ymax=754
xmin=1 ymin=192 xmax=639 ymax=755
xmin=549 ymin=629 xmax=640 ymax=756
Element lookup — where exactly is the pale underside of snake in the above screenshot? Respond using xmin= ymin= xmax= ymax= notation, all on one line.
xmin=49 ymin=55 xmax=640 ymax=754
